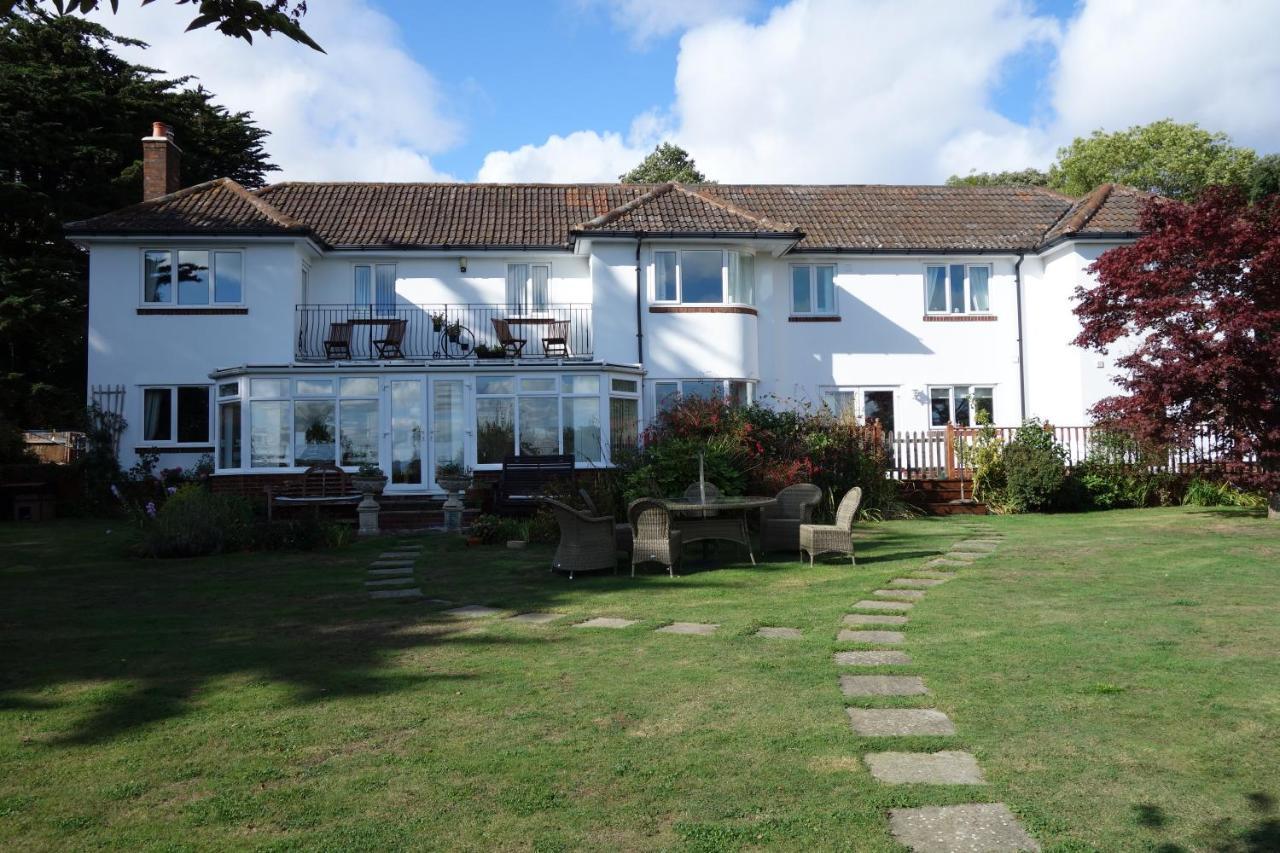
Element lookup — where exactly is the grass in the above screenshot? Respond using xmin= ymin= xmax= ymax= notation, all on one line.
xmin=1 ymin=508 xmax=1277 ymax=851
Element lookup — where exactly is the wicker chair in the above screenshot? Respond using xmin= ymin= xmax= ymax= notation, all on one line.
xmin=798 ymin=486 xmax=863 ymax=565
xmin=542 ymin=497 xmax=618 ymax=579
xmin=761 ymin=483 xmax=822 ymax=553
xmin=580 ymin=487 xmax=632 ymax=553
xmin=629 ymin=498 xmax=682 ymax=577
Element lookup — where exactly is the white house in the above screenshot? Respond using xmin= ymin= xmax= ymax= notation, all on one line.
xmin=66 ymin=124 xmax=1144 ymax=494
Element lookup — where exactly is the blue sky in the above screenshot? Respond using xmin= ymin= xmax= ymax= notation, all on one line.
xmin=98 ymin=0 xmax=1280 ymax=184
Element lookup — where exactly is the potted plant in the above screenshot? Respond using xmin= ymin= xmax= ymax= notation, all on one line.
xmin=430 ymin=311 xmax=446 ymax=333
xmin=435 ymin=460 xmax=473 ymax=495
xmin=445 ymin=320 xmax=463 ymax=343
xmin=473 ymin=343 xmax=504 ymax=360
xmin=351 ymin=462 xmax=387 ymax=496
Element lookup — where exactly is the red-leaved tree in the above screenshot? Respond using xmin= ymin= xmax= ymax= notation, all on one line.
xmin=1074 ymin=187 xmax=1280 ymax=516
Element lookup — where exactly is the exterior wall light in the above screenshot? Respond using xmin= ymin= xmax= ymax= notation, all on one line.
xmin=459 ymin=256 xmax=468 ymax=273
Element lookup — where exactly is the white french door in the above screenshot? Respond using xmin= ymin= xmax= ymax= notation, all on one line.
xmin=383 ymin=376 xmax=469 ymax=492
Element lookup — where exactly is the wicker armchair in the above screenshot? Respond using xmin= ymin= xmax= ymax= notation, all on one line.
xmin=798 ymin=486 xmax=863 ymax=565
xmin=761 ymin=483 xmax=822 ymax=552
xmin=628 ymin=498 xmax=683 ymax=577
xmin=543 ymin=498 xmax=618 ymax=579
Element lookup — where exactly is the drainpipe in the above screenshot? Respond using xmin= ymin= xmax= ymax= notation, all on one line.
xmin=1014 ymin=252 xmax=1027 ymax=422
xmin=635 ymin=233 xmax=645 ymax=365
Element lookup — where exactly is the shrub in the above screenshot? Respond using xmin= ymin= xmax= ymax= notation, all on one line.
xmin=1182 ymin=477 xmax=1266 ymax=508
xmin=245 ymin=518 xmax=355 ymax=551
xmin=468 ymin=513 xmax=525 ymax=544
xmin=1072 ymin=429 xmax=1176 ymax=509
xmin=138 ymin=485 xmax=254 ymax=558
xmin=1000 ymin=420 xmax=1068 ymax=513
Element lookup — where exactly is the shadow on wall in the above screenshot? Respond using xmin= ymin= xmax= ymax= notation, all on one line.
xmin=796 ymin=294 xmax=933 ymax=356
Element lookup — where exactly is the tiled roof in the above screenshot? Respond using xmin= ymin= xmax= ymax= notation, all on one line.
xmin=67 ymin=178 xmax=1147 ymax=252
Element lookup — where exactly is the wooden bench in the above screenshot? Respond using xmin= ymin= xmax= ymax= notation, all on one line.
xmin=265 ymin=462 xmax=362 ymax=521
xmin=496 ymin=454 xmax=575 ymax=514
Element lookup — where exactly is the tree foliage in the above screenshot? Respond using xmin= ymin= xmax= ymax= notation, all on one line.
xmin=620 ymin=142 xmax=709 ymax=184
xmin=0 ymin=10 xmax=276 ymax=427
xmin=1247 ymin=153 xmax=1280 ymax=202
xmin=1074 ymin=188 xmax=1280 ymax=495
xmin=945 ymin=168 xmax=1049 ymax=188
xmin=3 ymin=0 xmax=321 ymax=50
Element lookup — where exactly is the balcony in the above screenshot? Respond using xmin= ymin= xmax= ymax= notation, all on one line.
xmin=295 ymin=304 xmax=593 ymax=362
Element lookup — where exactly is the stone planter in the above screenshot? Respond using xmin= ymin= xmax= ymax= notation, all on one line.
xmin=437 ymin=475 xmax=472 ymax=532
xmin=351 ymin=475 xmax=387 ymax=496
xmin=437 ymin=476 xmax=472 ymax=495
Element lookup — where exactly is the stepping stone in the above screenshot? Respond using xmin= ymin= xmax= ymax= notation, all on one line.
xmin=942 ymin=552 xmax=981 ymax=562
xmin=888 ymin=803 xmax=1040 ymax=852
xmin=954 ymin=541 xmax=998 ymax=552
xmin=925 ymin=559 xmax=967 ymax=569
xmin=847 ymin=708 xmax=955 ymax=736
xmin=909 ymin=571 xmax=954 ymax=581
xmin=756 ymin=626 xmax=802 ymax=639
xmin=365 ymin=577 xmax=417 ymax=588
xmin=369 ymin=588 xmax=423 ymax=600
xmin=445 ymin=605 xmax=502 ymax=617
xmin=368 ymin=566 xmax=414 ymax=577
xmin=843 ymin=613 xmax=908 ymax=627
xmin=574 ymin=617 xmax=637 ymax=629
xmin=834 ymin=650 xmax=912 ymax=666
xmin=874 ymin=589 xmax=925 ymax=601
xmin=656 ymin=622 xmax=718 ymax=635
xmin=839 ymin=674 xmax=929 ymax=697
xmin=891 ymin=577 xmax=947 ymax=588
xmin=370 ymin=560 xmax=415 ymax=568
xmin=865 ymin=751 xmax=985 ymax=785
xmin=508 ymin=612 xmax=561 ymax=624
xmin=852 ymin=599 xmax=913 ymax=612
xmin=837 ymin=630 xmax=904 ymax=644
xmin=380 ymin=550 xmax=420 ymax=558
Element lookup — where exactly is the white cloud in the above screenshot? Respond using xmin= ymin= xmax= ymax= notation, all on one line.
xmin=586 ymin=0 xmax=757 ymax=44
xmin=477 ymin=130 xmax=647 ymax=183
xmin=91 ymin=0 xmax=461 ymax=181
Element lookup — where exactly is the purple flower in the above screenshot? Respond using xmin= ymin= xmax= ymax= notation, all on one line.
xmin=110 ymin=484 xmax=122 ymax=501
xmin=145 ymin=501 xmax=158 ymax=518
xmin=167 ymin=486 xmax=178 ymax=495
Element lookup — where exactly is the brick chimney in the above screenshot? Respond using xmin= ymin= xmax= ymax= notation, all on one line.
xmin=141 ymin=121 xmax=181 ymax=201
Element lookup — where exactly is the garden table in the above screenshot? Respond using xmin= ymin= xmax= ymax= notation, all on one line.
xmin=659 ymin=495 xmax=776 ymax=566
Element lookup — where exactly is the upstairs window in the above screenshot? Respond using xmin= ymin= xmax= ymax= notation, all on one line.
xmin=143 ymin=249 xmax=242 ymax=305
xmin=506 ymin=263 xmax=550 ymax=311
xmin=925 ymin=264 xmax=990 ymax=314
xmin=354 ymin=264 xmax=396 ymax=315
xmin=791 ymin=264 xmax=836 ymax=315
xmin=652 ymin=250 xmax=755 ymax=305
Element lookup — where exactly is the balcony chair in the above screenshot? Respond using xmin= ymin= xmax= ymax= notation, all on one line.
xmin=491 ymin=318 xmax=526 ymax=357
xmin=541 ymin=320 xmax=570 ymax=357
xmin=373 ymin=318 xmax=407 ymax=359
xmin=324 ymin=321 xmax=353 ymax=360
xmin=799 ymin=486 xmax=863 ymax=565
xmin=542 ymin=497 xmax=619 ymax=580
xmin=628 ymin=498 xmax=682 ymax=577
xmin=760 ymin=483 xmax=822 ymax=553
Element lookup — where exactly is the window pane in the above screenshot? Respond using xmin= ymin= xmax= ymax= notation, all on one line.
xmin=737 ymin=253 xmax=755 ymax=305
xmin=433 ymin=380 xmax=465 ymax=472
xmin=609 ymin=397 xmax=639 ymax=459
xmin=476 ymin=397 xmax=514 ymax=464
xmin=177 ymin=250 xmax=210 ymax=305
xmin=339 ymin=377 xmax=378 ymax=397
xmin=949 ymin=264 xmax=966 ymax=313
xmin=354 ymin=265 xmax=371 ymax=306
xmin=519 ymin=396 xmax=560 ymax=456
xmin=218 ymin=381 xmax=239 ymax=398
xmin=816 ymin=266 xmax=835 ymax=313
xmin=562 ymin=375 xmax=600 ymax=394
xmin=144 ymin=250 xmax=172 ymax=303
xmin=925 ymin=266 xmax=947 ymax=312
xmin=214 ymin=251 xmax=242 ymax=303
xmin=791 ymin=266 xmax=811 ymax=313
xmin=375 ymin=264 xmax=396 ymax=315
xmin=562 ymin=397 xmax=601 ymax=462
xmin=682 ymin=380 xmax=720 ymax=400
xmin=728 ymin=381 xmax=749 ymax=407
xmin=969 ymin=266 xmax=990 ymax=312
xmin=531 ymin=265 xmax=549 ymax=308
xmin=863 ymin=390 xmax=895 ymax=432
xmin=953 ymin=387 xmax=971 ymax=426
xmin=176 ymin=386 xmax=209 ymax=443
xmin=611 ymin=378 xmax=638 ymax=393
xmin=681 ymin=250 xmax=723 ymax=303
xmin=929 ymin=388 xmax=951 ymax=427
xmin=294 ymin=399 xmax=336 ymax=465
xmin=655 ymin=381 xmax=679 ymax=411
xmin=823 ymin=390 xmax=857 ymax=418
xmin=250 ymin=400 xmax=290 ymax=468
xmin=143 ymin=388 xmax=172 ymax=441
xmin=520 ymin=377 xmax=556 ymax=393
xmin=476 ymin=375 xmax=514 ymax=395
xmin=389 ymin=380 xmax=423 ymax=485
xmin=339 ymin=399 xmax=379 ymax=466
xmin=506 ymin=263 xmax=528 ymax=307
xmin=655 ymin=251 xmax=678 ymax=301
xmin=727 ymin=252 xmax=740 ymax=303
xmin=250 ymin=378 xmax=287 ymax=398
xmin=294 ymin=378 xmax=334 ymax=396
xmin=218 ymin=402 xmax=241 ymax=468
xmin=972 ymin=387 xmax=994 ymax=425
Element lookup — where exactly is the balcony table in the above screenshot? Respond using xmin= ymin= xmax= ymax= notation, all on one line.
xmin=658 ymin=495 xmax=776 ymax=566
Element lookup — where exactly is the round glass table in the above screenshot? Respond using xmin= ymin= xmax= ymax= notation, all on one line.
xmin=659 ymin=496 xmax=777 ymax=565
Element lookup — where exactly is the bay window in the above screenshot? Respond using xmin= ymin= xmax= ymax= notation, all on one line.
xmin=244 ymin=376 xmax=381 ymax=469
xmin=791 ymin=264 xmax=837 ymax=315
xmin=929 ymin=385 xmax=994 ymax=427
xmin=474 ymin=374 xmax=605 ymax=465
xmin=652 ymin=249 xmax=756 ymax=305
xmin=143 ymin=249 xmax=243 ymax=305
xmin=609 ymin=377 xmax=640 ymax=460
xmin=925 ymin=264 xmax=991 ymax=314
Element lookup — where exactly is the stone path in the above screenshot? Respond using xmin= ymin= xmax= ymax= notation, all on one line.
xmin=757 ymin=626 xmax=803 ymax=639
xmin=364 ymin=543 xmax=423 ymax=600
xmin=827 ymin=525 xmax=1041 ymax=850
xmin=573 ymin=617 xmax=638 ymax=629
xmin=657 ymin=622 xmax=719 ymax=635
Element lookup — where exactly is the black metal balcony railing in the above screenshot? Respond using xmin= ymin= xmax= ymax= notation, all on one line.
xmin=296 ymin=304 xmax=593 ymax=361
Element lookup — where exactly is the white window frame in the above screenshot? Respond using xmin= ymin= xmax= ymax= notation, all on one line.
xmin=141 ymin=248 xmax=244 ymax=307
xmin=472 ymin=373 xmax=609 ymax=469
xmin=651 ymin=249 xmax=755 ymax=306
xmin=353 ymin=263 xmax=397 ymax=316
xmin=819 ymin=386 xmax=896 ymax=427
xmin=790 ymin=263 xmax=838 ymax=316
xmin=607 ymin=376 xmax=642 ymax=463
xmin=140 ymin=384 xmax=211 ymax=446
xmin=928 ymin=384 xmax=995 ymax=428
xmin=923 ymin=263 xmax=993 ymax=315
xmin=653 ymin=378 xmax=754 ymax=411
xmin=505 ymin=262 xmax=552 ymax=311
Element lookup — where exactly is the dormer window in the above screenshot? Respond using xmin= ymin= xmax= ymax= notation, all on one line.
xmin=653 ymin=250 xmax=755 ymax=306
xmin=143 ymin=249 xmax=242 ymax=305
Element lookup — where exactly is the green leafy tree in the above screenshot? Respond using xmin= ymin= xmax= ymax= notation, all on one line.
xmin=1247 ymin=153 xmax=1280 ymax=202
xmin=2 ymin=0 xmax=321 ymax=50
xmin=620 ymin=142 xmax=709 ymax=184
xmin=0 ymin=10 xmax=276 ymax=427
xmin=1048 ymin=119 xmax=1256 ymax=200
xmin=945 ymin=168 xmax=1049 ymax=188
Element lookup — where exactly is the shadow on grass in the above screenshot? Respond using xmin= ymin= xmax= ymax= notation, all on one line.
xmin=1137 ymin=792 xmax=1280 ymax=853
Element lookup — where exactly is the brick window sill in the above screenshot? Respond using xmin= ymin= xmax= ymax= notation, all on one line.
xmin=134 ymin=445 xmax=215 ymax=454
xmin=922 ymin=314 xmax=997 ymax=322
xmin=788 ymin=315 xmax=840 ymax=323
xmin=649 ymin=305 xmax=758 ymax=316
xmin=137 ymin=307 xmax=248 ymax=316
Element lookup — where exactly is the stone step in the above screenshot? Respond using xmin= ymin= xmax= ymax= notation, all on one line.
xmin=866 ymin=751 xmax=985 ymax=785
xmin=365 ymin=577 xmax=417 ymax=588
xmin=368 ymin=566 xmax=414 ymax=577
xmin=834 ymin=650 xmax=912 ymax=666
xmin=837 ymin=630 xmax=905 ymax=645
xmin=369 ymin=588 xmax=423 ymax=600
xmin=847 ymin=707 xmax=955 ymax=736
xmin=888 ymin=804 xmax=1040 ymax=852
xmin=839 ymin=674 xmax=929 ymax=697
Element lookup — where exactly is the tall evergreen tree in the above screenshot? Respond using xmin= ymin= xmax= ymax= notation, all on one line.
xmin=0 ymin=10 xmax=276 ymax=427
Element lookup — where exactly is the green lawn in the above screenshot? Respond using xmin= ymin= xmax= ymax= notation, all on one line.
xmin=1 ymin=508 xmax=1277 ymax=851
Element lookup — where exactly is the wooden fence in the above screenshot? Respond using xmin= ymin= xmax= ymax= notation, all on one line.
xmin=884 ymin=424 xmax=1252 ymax=480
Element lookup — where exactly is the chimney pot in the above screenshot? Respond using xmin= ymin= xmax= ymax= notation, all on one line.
xmin=142 ymin=121 xmax=181 ymax=201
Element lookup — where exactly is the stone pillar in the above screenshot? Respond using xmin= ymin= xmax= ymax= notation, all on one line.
xmin=442 ymin=488 xmax=463 ymax=532
xmin=358 ymin=492 xmax=380 ymax=536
